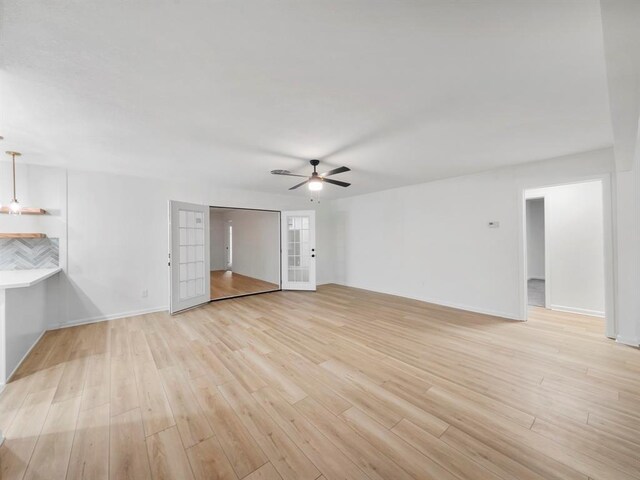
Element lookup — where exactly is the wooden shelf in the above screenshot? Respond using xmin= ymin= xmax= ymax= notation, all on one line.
xmin=0 ymin=207 xmax=47 ymax=215
xmin=0 ymin=233 xmax=47 ymax=239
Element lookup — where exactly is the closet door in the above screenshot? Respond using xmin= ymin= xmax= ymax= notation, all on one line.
xmin=281 ymin=210 xmax=316 ymax=291
xmin=169 ymin=201 xmax=210 ymax=314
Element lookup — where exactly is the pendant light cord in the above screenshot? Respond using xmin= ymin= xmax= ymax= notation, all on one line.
xmin=12 ymin=153 xmax=16 ymax=201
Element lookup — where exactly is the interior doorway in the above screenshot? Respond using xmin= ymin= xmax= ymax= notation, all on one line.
xmin=209 ymin=207 xmax=280 ymax=301
xmin=526 ymin=197 xmax=546 ymax=308
xmin=523 ymin=180 xmax=609 ymax=327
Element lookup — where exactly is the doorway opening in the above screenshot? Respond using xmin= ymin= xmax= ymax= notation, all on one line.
xmin=209 ymin=207 xmax=280 ymax=301
xmin=226 ymin=222 xmax=233 ymax=270
xmin=526 ymin=197 xmax=546 ymax=308
xmin=522 ymin=180 xmax=611 ymax=334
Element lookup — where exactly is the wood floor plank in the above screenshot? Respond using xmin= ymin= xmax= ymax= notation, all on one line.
xmin=66 ymin=403 xmax=110 ymax=480
xmin=243 ymin=462 xmax=283 ymax=480
xmin=23 ymin=395 xmax=81 ymax=480
xmin=190 ymin=375 xmax=267 ymax=478
xmin=391 ymin=418 xmax=502 ymax=480
xmin=0 ymin=387 xmax=57 ymax=480
xmin=146 ymin=426 xmax=195 ymax=480
xmin=54 ymin=356 xmax=89 ymax=403
xmin=218 ymin=381 xmax=319 ymax=480
xmin=253 ymin=387 xmax=369 ymax=480
xmin=341 ymin=406 xmax=459 ymax=480
xmin=159 ymin=366 xmax=213 ymax=448
xmin=133 ymin=360 xmax=176 ymax=437
xmin=110 ymin=354 xmax=139 ymax=417
xmin=109 ymin=408 xmax=152 ymax=480
xmin=294 ymin=396 xmax=415 ymax=480
xmin=186 ymin=435 xmax=239 ymax=480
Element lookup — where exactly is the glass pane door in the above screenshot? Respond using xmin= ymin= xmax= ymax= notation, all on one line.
xmin=281 ymin=210 xmax=316 ymax=290
xmin=169 ymin=201 xmax=210 ymax=313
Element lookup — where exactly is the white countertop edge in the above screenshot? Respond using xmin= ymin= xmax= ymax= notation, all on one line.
xmin=0 ymin=268 xmax=62 ymax=289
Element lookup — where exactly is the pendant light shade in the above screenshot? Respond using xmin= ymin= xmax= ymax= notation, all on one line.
xmin=6 ymin=151 xmax=22 ymax=215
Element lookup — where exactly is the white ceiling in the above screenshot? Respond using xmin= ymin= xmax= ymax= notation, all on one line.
xmin=1 ymin=0 xmax=612 ymax=198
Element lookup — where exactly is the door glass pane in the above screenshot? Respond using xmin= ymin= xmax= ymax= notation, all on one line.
xmin=287 ymin=215 xmax=310 ymax=284
xmin=178 ymin=208 xmax=206 ymax=300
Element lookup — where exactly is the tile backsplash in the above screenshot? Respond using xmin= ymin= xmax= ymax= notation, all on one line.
xmin=0 ymin=238 xmax=60 ymax=270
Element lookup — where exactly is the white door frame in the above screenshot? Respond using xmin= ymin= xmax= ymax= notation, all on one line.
xmin=518 ymin=174 xmax=616 ymax=339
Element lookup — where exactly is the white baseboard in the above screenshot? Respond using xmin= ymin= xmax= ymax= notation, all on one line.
xmin=616 ymin=335 xmax=640 ymax=348
xmin=332 ymin=282 xmax=522 ymax=321
xmin=52 ymin=306 xmax=167 ymax=330
xmin=549 ymin=304 xmax=605 ymax=318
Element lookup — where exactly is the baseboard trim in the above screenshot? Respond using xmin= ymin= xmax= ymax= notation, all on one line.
xmin=549 ymin=304 xmax=605 ymax=318
xmin=331 ymin=282 xmax=522 ymax=321
xmin=5 ymin=329 xmax=46 ymax=384
xmin=52 ymin=306 xmax=168 ymax=330
xmin=616 ymin=335 xmax=640 ymax=348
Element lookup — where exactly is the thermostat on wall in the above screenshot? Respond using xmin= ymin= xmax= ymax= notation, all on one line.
xmin=488 ymin=221 xmax=500 ymax=228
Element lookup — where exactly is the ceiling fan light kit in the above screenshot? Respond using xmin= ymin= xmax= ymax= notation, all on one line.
xmin=271 ymin=159 xmax=351 ymax=193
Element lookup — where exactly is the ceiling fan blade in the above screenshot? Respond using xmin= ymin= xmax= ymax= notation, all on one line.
xmin=271 ymin=170 xmax=307 ymax=177
xmin=321 ymin=166 xmax=350 ymax=177
xmin=289 ymin=179 xmax=310 ymax=190
xmin=323 ymin=178 xmax=351 ymax=188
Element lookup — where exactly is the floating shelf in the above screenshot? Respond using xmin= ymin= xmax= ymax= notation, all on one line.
xmin=0 ymin=207 xmax=47 ymax=215
xmin=0 ymin=233 xmax=47 ymax=239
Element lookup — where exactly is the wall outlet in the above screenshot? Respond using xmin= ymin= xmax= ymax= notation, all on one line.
xmin=142 ymin=289 xmax=148 ymax=298
xmin=488 ymin=221 xmax=500 ymax=228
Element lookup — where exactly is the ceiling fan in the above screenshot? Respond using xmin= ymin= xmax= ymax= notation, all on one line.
xmin=271 ymin=159 xmax=351 ymax=191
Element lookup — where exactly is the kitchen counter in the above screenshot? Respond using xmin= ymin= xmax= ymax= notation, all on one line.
xmin=0 ymin=268 xmax=62 ymax=289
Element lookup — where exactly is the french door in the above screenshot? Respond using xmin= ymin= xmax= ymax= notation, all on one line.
xmin=281 ymin=210 xmax=316 ymax=290
xmin=169 ymin=201 xmax=210 ymax=314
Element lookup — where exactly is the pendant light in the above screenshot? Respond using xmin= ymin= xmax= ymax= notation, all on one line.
xmin=5 ymin=151 xmax=22 ymax=215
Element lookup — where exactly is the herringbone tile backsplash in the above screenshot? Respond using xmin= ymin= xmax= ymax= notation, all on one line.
xmin=0 ymin=238 xmax=60 ymax=270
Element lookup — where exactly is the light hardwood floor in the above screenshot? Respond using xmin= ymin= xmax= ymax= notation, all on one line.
xmin=1 ymin=284 xmax=639 ymax=480
xmin=211 ymin=270 xmax=279 ymax=300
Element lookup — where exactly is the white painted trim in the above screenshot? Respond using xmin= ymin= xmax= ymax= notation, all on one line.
xmin=52 ymin=306 xmax=167 ymax=330
xmin=4 ymin=329 xmax=46 ymax=384
xmin=549 ymin=304 xmax=605 ymax=318
xmin=615 ymin=335 xmax=640 ymax=348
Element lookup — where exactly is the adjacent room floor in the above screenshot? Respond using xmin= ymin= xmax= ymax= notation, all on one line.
xmin=527 ymin=278 xmax=546 ymax=307
xmin=210 ymin=270 xmax=279 ymax=300
xmin=1 ymin=285 xmax=638 ymax=480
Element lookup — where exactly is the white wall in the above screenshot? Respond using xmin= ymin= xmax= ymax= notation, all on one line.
xmin=209 ymin=209 xmax=227 ymax=271
xmin=221 ymin=209 xmax=280 ymax=284
xmin=330 ymin=148 xmax=615 ymax=320
xmin=526 ymin=199 xmax=545 ymax=280
xmin=526 ymin=182 xmax=605 ymax=317
xmin=51 ymin=168 xmax=317 ymax=327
